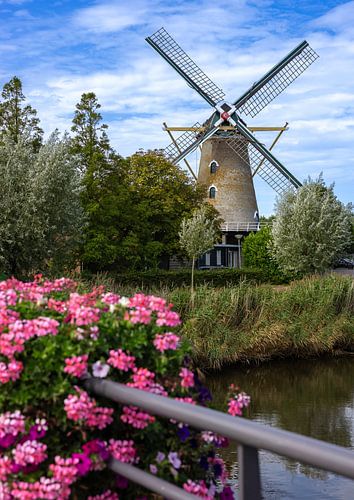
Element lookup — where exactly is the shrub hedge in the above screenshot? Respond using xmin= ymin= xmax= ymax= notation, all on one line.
xmin=98 ymin=267 xmax=288 ymax=289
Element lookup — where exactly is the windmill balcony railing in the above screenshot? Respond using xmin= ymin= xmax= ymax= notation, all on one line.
xmin=220 ymin=221 xmax=272 ymax=232
xmin=83 ymin=376 xmax=354 ymax=500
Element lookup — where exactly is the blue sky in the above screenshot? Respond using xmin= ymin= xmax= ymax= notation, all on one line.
xmin=0 ymin=0 xmax=353 ymax=215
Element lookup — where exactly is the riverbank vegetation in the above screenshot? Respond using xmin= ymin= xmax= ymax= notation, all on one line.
xmin=173 ymin=274 xmax=354 ymax=369
xmin=86 ymin=274 xmax=354 ymax=370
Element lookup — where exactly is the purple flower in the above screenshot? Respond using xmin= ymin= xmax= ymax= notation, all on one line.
xmin=177 ymin=425 xmax=190 ymax=442
xmin=116 ymin=474 xmax=129 ymax=489
xmin=156 ymin=452 xmax=165 ymax=463
xmin=168 ymin=451 xmax=181 ymax=470
xmin=92 ymin=361 xmax=110 ymax=378
xmin=149 ymin=464 xmax=157 ymax=474
xmin=220 ymin=486 xmax=235 ymax=499
xmin=82 ymin=439 xmax=109 ymax=460
xmin=199 ymin=455 xmax=209 ymax=471
xmin=0 ymin=433 xmax=17 ymax=449
xmin=72 ymin=452 xmax=91 ymax=476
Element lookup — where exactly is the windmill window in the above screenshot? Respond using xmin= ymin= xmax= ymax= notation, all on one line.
xmin=210 ymin=161 xmax=218 ymax=174
xmin=209 ymin=186 xmax=216 ymax=199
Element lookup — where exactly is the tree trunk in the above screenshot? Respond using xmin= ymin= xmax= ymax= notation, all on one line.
xmin=191 ymin=257 xmax=195 ymax=309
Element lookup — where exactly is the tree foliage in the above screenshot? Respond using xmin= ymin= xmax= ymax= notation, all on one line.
xmin=179 ymin=206 xmax=218 ymax=303
xmin=242 ymin=226 xmax=282 ymax=278
xmin=80 ymin=146 xmax=208 ymax=271
xmin=0 ymin=133 xmax=84 ymax=276
xmin=272 ymin=176 xmax=352 ymax=274
xmin=0 ymin=76 xmax=43 ymax=150
xmin=71 ymin=92 xmax=110 ymax=173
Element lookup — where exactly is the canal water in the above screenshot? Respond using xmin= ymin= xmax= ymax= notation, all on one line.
xmin=206 ymin=356 xmax=354 ymax=499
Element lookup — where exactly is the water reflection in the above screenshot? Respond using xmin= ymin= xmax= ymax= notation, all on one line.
xmin=207 ymin=356 xmax=354 ymax=499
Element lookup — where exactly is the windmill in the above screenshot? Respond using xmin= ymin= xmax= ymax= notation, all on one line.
xmin=146 ymin=28 xmax=319 ymax=268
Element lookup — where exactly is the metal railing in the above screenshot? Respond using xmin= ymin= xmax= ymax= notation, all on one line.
xmin=83 ymin=377 xmax=354 ymax=500
xmin=221 ymin=222 xmax=261 ymax=232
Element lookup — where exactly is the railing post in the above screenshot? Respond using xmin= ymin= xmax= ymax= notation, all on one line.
xmin=237 ymin=444 xmax=262 ymax=500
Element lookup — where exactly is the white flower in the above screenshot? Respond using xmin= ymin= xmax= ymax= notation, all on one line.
xmin=118 ymin=296 xmax=130 ymax=307
xmin=92 ymin=361 xmax=110 ymax=378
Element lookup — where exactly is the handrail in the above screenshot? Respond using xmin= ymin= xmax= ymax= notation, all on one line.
xmin=220 ymin=221 xmax=275 ymax=232
xmin=84 ymin=378 xmax=354 ymax=498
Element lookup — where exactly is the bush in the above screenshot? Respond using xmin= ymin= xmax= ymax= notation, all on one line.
xmin=95 ymin=267 xmax=282 ymax=290
xmin=242 ymin=226 xmax=291 ymax=282
xmin=0 ymin=276 xmax=248 ymax=498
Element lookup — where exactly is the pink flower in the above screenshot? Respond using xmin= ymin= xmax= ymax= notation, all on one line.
xmin=64 ymin=355 xmax=88 ymax=378
xmin=130 ymin=367 xmax=155 ymax=390
xmin=179 ymin=368 xmax=194 ymax=388
xmin=107 ymin=349 xmax=135 ymax=372
xmin=0 ymin=456 xmax=12 ymax=481
xmin=120 ymin=406 xmax=155 ymax=429
xmin=228 ymin=392 xmax=250 ymax=417
xmin=156 ymin=310 xmax=181 ymax=327
xmin=129 ymin=307 xmax=152 ymax=325
xmin=49 ymin=456 xmax=79 ymax=485
xmin=101 ymin=293 xmax=120 ymax=306
xmin=64 ymin=388 xmax=113 ymax=430
xmin=183 ymin=479 xmax=212 ymax=498
xmin=108 ymin=439 xmax=137 ymax=464
xmin=0 ymin=360 xmax=23 ymax=384
xmin=72 ymin=306 xmax=101 ymax=326
xmin=0 ymin=411 xmax=25 ymax=438
xmin=12 ymin=440 xmax=47 ymax=467
xmin=153 ymin=332 xmax=180 ymax=352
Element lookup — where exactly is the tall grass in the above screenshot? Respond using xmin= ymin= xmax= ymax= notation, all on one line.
xmin=170 ymin=275 xmax=354 ymax=369
xmin=84 ymin=273 xmax=354 ymax=370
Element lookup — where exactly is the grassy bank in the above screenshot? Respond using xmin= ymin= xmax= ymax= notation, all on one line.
xmin=85 ymin=273 xmax=354 ymax=370
xmin=170 ymin=275 xmax=354 ymax=369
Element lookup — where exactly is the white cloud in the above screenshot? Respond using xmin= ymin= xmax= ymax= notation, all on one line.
xmin=72 ymin=2 xmax=148 ymax=33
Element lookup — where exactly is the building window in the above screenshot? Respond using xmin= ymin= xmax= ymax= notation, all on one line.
xmin=205 ymin=252 xmax=210 ymax=266
xmin=210 ymin=160 xmax=218 ymax=174
xmin=209 ymin=186 xmax=216 ymax=199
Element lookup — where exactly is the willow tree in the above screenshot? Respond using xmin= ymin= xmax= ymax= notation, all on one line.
xmin=0 ymin=133 xmax=84 ymax=276
xmin=272 ymin=176 xmax=352 ymax=275
xmin=179 ymin=206 xmax=218 ymax=305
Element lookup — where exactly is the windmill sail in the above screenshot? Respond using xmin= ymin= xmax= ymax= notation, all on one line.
xmin=227 ymin=121 xmax=302 ymax=194
xmin=146 ymin=28 xmax=225 ymax=106
xmin=234 ymin=41 xmax=319 ymax=117
xmin=164 ymin=123 xmax=219 ymax=164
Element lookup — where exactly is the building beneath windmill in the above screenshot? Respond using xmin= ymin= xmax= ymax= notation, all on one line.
xmin=146 ymin=28 xmax=319 ymax=269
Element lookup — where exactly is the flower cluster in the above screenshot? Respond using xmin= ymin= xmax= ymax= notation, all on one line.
xmin=64 ymin=355 xmax=88 ymax=378
xmin=0 ymin=277 xmax=250 ymax=499
xmin=64 ymin=387 xmax=114 ymax=430
xmin=153 ymin=332 xmax=180 ymax=352
xmin=227 ymin=386 xmax=251 ymax=417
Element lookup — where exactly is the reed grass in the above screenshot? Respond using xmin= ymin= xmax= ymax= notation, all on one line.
xmin=84 ymin=272 xmax=354 ymax=370
xmin=170 ymin=275 xmax=354 ymax=369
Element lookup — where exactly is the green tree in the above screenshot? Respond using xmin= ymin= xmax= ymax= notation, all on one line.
xmin=124 ymin=152 xmax=207 ymax=270
xmin=71 ymin=92 xmax=134 ymax=271
xmin=272 ymin=176 xmax=352 ymax=275
xmin=71 ymin=92 xmax=110 ymax=173
xmin=0 ymin=76 xmax=43 ymax=150
xmin=242 ymin=225 xmax=282 ymax=279
xmin=0 ymin=133 xmax=84 ymax=276
xmin=179 ymin=206 xmax=217 ymax=305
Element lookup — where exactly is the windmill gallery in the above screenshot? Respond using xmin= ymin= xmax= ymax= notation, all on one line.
xmin=146 ymin=28 xmax=319 ymax=269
